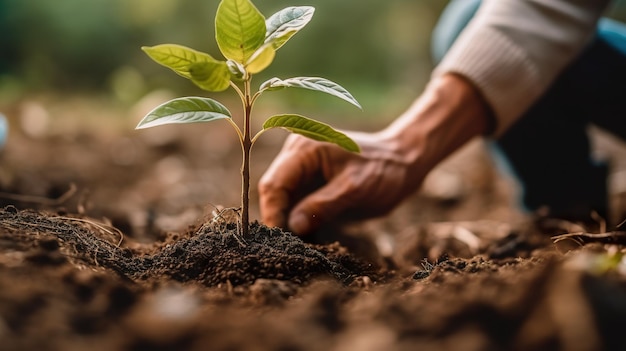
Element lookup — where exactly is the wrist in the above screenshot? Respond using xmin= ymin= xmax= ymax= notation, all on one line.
xmin=379 ymin=74 xmax=492 ymax=177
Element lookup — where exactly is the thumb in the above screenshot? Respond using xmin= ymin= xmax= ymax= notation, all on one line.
xmin=288 ymin=181 xmax=355 ymax=235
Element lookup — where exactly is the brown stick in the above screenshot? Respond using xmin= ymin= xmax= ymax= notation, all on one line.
xmin=240 ymin=79 xmax=253 ymax=240
xmin=0 ymin=183 xmax=77 ymax=206
xmin=552 ymin=231 xmax=626 ymax=245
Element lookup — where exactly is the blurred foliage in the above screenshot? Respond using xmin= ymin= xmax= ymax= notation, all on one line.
xmin=0 ymin=0 xmax=447 ymax=119
xmin=609 ymin=0 xmax=626 ymax=20
xmin=2 ymin=1 xmax=626 ymax=112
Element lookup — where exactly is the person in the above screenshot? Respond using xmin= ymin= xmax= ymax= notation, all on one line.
xmin=259 ymin=0 xmax=626 ymax=236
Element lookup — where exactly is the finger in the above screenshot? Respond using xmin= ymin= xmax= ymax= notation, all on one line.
xmin=288 ymin=175 xmax=356 ymax=235
xmin=259 ymin=145 xmax=321 ymax=229
xmin=258 ymin=157 xmax=300 ymax=228
xmin=258 ymin=181 xmax=290 ymax=229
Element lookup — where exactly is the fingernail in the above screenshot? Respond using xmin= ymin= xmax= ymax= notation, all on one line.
xmin=288 ymin=213 xmax=309 ymax=235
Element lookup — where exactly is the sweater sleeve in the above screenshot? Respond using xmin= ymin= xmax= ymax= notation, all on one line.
xmin=432 ymin=0 xmax=611 ymax=136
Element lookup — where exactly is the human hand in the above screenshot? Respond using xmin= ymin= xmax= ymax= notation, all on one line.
xmin=259 ymin=131 xmax=424 ymax=235
xmin=259 ymin=74 xmax=491 ymax=236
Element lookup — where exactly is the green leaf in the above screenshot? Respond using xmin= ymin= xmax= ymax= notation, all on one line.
xmin=246 ymin=44 xmax=275 ymax=74
xmin=215 ymin=0 xmax=266 ymax=64
xmin=259 ymin=77 xmax=283 ymax=91
xmin=265 ymin=6 xmax=315 ymax=50
xmin=189 ymin=61 xmax=231 ymax=92
xmin=263 ymin=114 xmax=360 ymax=152
xmin=142 ymin=44 xmax=226 ymax=81
xmin=260 ymin=77 xmax=361 ymax=109
xmin=136 ymin=97 xmax=232 ymax=129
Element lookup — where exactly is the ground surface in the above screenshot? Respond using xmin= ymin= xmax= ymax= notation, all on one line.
xmin=1 ymin=95 xmax=626 ymax=350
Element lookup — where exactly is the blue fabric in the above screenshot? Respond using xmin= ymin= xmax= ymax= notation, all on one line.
xmin=432 ymin=0 xmax=626 ymax=219
xmin=0 ymin=113 xmax=7 ymax=149
xmin=599 ymin=18 xmax=626 ymax=54
xmin=431 ymin=0 xmax=481 ymax=64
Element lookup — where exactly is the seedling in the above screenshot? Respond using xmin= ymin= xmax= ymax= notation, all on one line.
xmin=136 ymin=0 xmax=361 ymax=241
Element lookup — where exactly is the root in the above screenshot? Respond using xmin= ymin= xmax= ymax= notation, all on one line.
xmin=55 ymin=216 xmax=124 ymax=247
xmin=203 ymin=205 xmax=247 ymax=247
xmin=0 ymin=208 xmax=130 ymax=273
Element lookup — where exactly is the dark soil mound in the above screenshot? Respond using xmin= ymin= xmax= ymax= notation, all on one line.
xmin=0 ymin=207 xmax=376 ymax=287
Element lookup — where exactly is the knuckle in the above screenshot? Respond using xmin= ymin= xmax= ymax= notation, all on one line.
xmin=284 ymin=133 xmax=306 ymax=147
xmin=258 ymin=177 xmax=277 ymax=194
xmin=285 ymin=133 xmax=320 ymax=151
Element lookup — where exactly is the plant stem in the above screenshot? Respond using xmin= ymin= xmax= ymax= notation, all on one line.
xmin=240 ymin=78 xmax=253 ymax=239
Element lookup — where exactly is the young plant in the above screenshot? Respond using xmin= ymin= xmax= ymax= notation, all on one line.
xmin=136 ymin=0 xmax=361 ymax=241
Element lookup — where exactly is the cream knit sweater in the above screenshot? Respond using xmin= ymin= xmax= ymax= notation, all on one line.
xmin=433 ymin=0 xmax=611 ymax=136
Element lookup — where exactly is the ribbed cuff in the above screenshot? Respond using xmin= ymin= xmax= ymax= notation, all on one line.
xmin=432 ymin=26 xmax=543 ymax=137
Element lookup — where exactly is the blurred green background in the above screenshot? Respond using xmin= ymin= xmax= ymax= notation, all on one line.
xmin=2 ymin=0 xmax=626 ymax=125
xmin=0 ymin=0 xmax=448 ymax=125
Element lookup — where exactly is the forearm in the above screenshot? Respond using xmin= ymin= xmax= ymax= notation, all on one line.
xmin=378 ymin=73 xmax=491 ymax=181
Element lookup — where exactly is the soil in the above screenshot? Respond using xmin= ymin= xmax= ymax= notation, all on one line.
xmin=2 ymin=95 xmax=626 ymax=350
